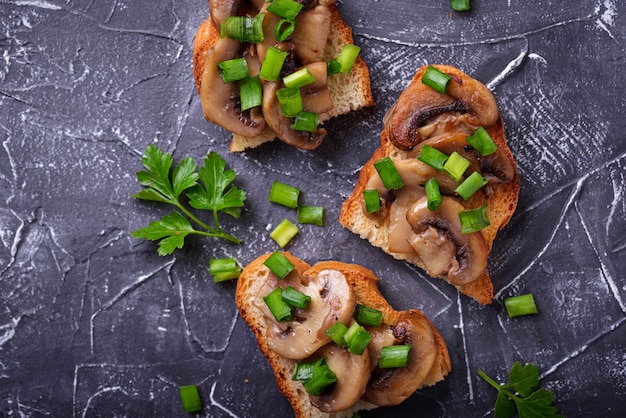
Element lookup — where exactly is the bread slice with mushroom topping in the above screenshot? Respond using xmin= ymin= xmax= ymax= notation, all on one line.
xmin=193 ymin=0 xmax=374 ymax=152
xmin=339 ymin=64 xmax=520 ymax=305
xmin=236 ymin=252 xmax=451 ymax=418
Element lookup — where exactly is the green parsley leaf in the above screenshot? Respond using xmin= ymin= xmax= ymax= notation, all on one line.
xmin=132 ymin=146 xmax=245 ymax=255
xmin=478 ymin=362 xmax=563 ymax=418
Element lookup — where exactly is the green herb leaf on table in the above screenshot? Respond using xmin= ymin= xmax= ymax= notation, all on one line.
xmin=132 ymin=146 xmax=245 ymax=255
xmin=478 ymin=361 xmax=563 ymax=418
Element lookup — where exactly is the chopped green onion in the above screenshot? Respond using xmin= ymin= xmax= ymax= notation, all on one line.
xmin=270 ymin=218 xmax=299 ymax=248
xmin=374 ymin=157 xmax=404 ymax=190
xmin=379 ymin=345 xmax=411 ymax=369
xmin=263 ymin=287 xmax=292 ymax=322
xmin=325 ymin=321 xmax=349 ymax=347
xmin=450 ymin=0 xmax=471 ymax=12
xmin=276 ymin=87 xmax=304 ymax=117
xmin=179 ymin=385 xmax=202 ymax=413
xmin=268 ymin=180 xmax=300 ymax=208
xmin=263 ymin=251 xmax=295 ymax=279
xmin=292 ymin=358 xmax=322 ymax=382
xmin=209 ymin=257 xmax=242 ymax=282
xmin=217 ymin=58 xmax=249 ymax=83
xmin=220 ymin=13 xmax=265 ymax=43
xmin=355 ymin=304 xmax=383 ymax=327
xmin=335 ymin=44 xmax=361 ymax=74
xmin=443 ymin=151 xmax=471 ymax=182
xmin=455 ymin=171 xmax=488 ymax=201
xmin=459 ymin=203 xmax=490 ymax=234
xmin=294 ymin=358 xmax=338 ymax=396
xmin=424 ymin=178 xmax=442 ymax=211
xmin=283 ymin=67 xmax=316 ymax=89
xmin=239 ymin=76 xmax=262 ymax=111
xmin=344 ymin=322 xmax=372 ymax=355
xmin=274 ymin=19 xmax=296 ymax=42
xmin=466 ymin=126 xmax=498 ymax=156
xmin=422 ymin=65 xmax=452 ymax=94
xmin=363 ymin=189 xmax=382 ymax=213
xmin=282 ymin=286 xmax=311 ymax=309
xmin=297 ymin=205 xmax=324 ymax=226
xmin=259 ymin=46 xmax=288 ymax=81
xmin=291 ymin=111 xmax=319 ymax=132
xmin=267 ymin=0 xmax=303 ymax=21
xmin=417 ymin=145 xmax=449 ymax=171
xmin=504 ymin=293 xmax=538 ymax=318
xmin=327 ymin=59 xmax=341 ymax=75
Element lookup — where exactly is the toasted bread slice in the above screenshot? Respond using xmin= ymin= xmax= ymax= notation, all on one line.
xmin=236 ymin=252 xmax=451 ymax=417
xmin=193 ymin=3 xmax=374 ymax=152
xmin=339 ymin=65 xmax=520 ymax=305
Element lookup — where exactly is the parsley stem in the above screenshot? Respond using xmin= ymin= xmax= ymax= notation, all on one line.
xmin=177 ymin=203 xmax=241 ymax=244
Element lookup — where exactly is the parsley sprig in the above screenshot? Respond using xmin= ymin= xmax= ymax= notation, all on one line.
xmin=478 ymin=362 xmax=563 ymax=418
xmin=131 ymin=145 xmax=245 ymax=255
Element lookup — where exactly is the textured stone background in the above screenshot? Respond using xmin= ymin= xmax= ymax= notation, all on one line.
xmin=0 ymin=0 xmax=625 ymax=416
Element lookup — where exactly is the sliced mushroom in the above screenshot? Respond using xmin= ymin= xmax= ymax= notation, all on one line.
xmin=291 ymin=5 xmax=332 ymax=64
xmin=406 ymin=196 xmax=488 ymax=286
xmin=363 ymin=310 xmax=437 ymax=406
xmin=309 ymin=343 xmax=371 ymax=412
xmin=263 ymin=269 xmax=356 ymax=360
xmin=388 ymin=187 xmax=425 ymax=254
xmin=199 ymin=38 xmax=266 ymax=137
xmin=262 ymin=80 xmax=327 ymax=149
xmin=411 ymin=133 xmax=515 ymax=184
xmin=385 ymin=65 xmax=499 ymax=150
xmin=209 ymin=0 xmax=242 ymax=29
xmin=301 ymin=62 xmax=333 ymax=114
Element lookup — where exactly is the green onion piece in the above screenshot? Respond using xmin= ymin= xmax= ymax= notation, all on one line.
xmin=259 ymin=46 xmax=288 ymax=81
xmin=282 ymin=286 xmax=311 ymax=309
xmin=263 ymin=251 xmax=295 ymax=279
xmin=274 ymin=18 xmax=296 ymax=42
xmin=355 ymin=304 xmax=383 ymax=327
xmin=291 ymin=111 xmax=319 ymax=132
xmin=303 ymin=361 xmax=337 ymax=396
xmin=459 ymin=203 xmax=490 ymax=234
xmin=270 ymin=218 xmax=299 ymax=248
xmin=209 ymin=257 xmax=242 ymax=282
xmin=327 ymin=59 xmax=341 ymax=75
xmin=455 ymin=171 xmax=488 ymax=201
xmin=220 ymin=13 xmax=265 ymax=43
xmin=283 ymin=67 xmax=316 ymax=89
xmin=451 ymin=0 xmax=471 ymax=12
xmin=276 ymin=87 xmax=303 ymax=117
xmin=336 ymin=44 xmax=361 ymax=74
xmin=325 ymin=321 xmax=349 ymax=347
xmin=344 ymin=322 xmax=372 ymax=355
xmin=263 ymin=287 xmax=292 ymax=322
xmin=422 ymin=65 xmax=452 ymax=94
xmin=267 ymin=0 xmax=303 ymax=20
xmin=424 ymin=178 xmax=442 ymax=211
xmin=268 ymin=180 xmax=300 ymax=208
xmin=217 ymin=57 xmax=249 ymax=83
xmin=179 ymin=385 xmax=202 ymax=413
xmin=417 ymin=145 xmax=449 ymax=171
xmin=239 ymin=76 xmax=262 ymax=111
xmin=363 ymin=189 xmax=382 ymax=213
xmin=379 ymin=345 xmax=412 ymax=368
xmin=374 ymin=157 xmax=404 ymax=190
xmin=466 ymin=126 xmax=498 ymax=156
xmin=443 ymin=151 xmax=471 ymax=182
xmin=292 ymin=358 xmax=322 ymax=382
xmin=504 ymin=293 xmax=538 ymax=318
xmin=297 ymin=205 xmax=324 ymax=226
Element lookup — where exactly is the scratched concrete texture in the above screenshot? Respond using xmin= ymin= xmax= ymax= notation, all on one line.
xmin=0 ymin=0 xmax=625 ymax=417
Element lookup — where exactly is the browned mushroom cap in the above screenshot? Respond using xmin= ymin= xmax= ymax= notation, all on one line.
xmin=263 ymin=269 xmax=356 ymax=360
xmin=363 ymin=310 xmax=437 ymax=406
xmin=405 ymin=196 xmax=488 ymax=286
xmin=262 ymin=80 xmax=327 ymax=149
xmin=308 ymin=342 xmax=371 ymax=412
xmin=291 ymin=4 xmax=332 ymax=64
xmin=385 ymin=65 xmax=499 ymax=150
xmin=199 ymin=38 xmax=266 ymax=137
xmin=412 ymin=133 xmax=516 ymax=184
